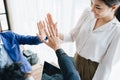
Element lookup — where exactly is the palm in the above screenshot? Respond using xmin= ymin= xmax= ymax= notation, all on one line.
xmin=37 ymin=21 xmax=46 ymax=41
xmin=37 ymin=13 xmax=60 ymax=51
xmin=46 ymin=36 xmax=60 ymax=50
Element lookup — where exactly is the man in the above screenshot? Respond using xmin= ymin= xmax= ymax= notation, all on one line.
xmin=37 ymin=14 xmax=81 ymax=80
xmin=0 ymin=22 xmax=46 ymax=80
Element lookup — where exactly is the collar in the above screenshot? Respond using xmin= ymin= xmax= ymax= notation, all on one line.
xmin=110 ymin=17 xmax=120 ymax=25
xmin=92 ymin=17 xmax=120 ymax=32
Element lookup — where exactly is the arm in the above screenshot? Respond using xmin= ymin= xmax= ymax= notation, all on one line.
xmin=7 ymin=20 xmax=48 ymax=45
xmin=2 ymin=31 xmax=41 ymax=45
xmin=56 ymin=49 xmax=80 ymax=80
xmin=3 ymin=22 xmax=48 ymax=45
xmin=62 ymin=8 xmax=90 ymax=42
xmin=93 ymin=30 xmax=120 ymax=80
xmin=38 ymin=13 xmax=80 ymax=80
xmin=11 ymin=31 xmax=42 ymax=45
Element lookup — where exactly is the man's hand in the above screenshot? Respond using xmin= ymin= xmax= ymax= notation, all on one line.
xmin=37 ymin=13 xmax=61 ymax=51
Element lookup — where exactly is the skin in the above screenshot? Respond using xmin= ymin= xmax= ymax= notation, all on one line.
xmin=91 ymin=0 xmax=119 ymax=30
xmin=37 ymin=14 xmax=60 ymax=51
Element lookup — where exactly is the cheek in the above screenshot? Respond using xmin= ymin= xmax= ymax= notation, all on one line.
xmin=93 ymin=11 xmax=102 ymax=18
xmin=94 ymin=10 xmax=108 ymax=18
xmin=98 ymin=8 xmax=112 ymax=17
xmin=98 ymin=12 xmax=106 ymax=17
xmin=92 ymin=9 xmax=102 ymax=17
xmin=99 ymin=10 xmax=110 ymax=17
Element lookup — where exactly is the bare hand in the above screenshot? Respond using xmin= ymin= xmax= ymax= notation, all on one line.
xmin=40 ymin=13 xmax=61 ymax=51
xmin=37 ymin=21 xmax=46 ymax=41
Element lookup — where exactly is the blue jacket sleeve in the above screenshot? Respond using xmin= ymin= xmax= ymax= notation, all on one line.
xmin=55 ymin=49 xmax=81 ymax=80
xmin=3 ymin=31 xmax=46 ymax=45
xmin=12 ymin=32 xmax=41 ymax=45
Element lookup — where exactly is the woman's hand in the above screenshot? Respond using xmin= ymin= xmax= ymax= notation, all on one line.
xmin=37 ymin=21 xmax=46 ymax=41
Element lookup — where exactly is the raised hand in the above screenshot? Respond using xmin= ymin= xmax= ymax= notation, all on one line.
xmin=37 ymin=21 xmax=46 ymax=42
xmin=46 ymin=13 xmax=64 ymax=40
xmin=41 ymin=13 xmax=61 ymax=51
xmin=46 ymin=13 xmax=57 ymax=37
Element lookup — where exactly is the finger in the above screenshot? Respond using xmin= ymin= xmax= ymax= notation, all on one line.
xmin=42 ymin=21 xmax=45 ymax=29
xmin=37 ymin=21 xmax=43 ymax=35
xmin=43 ymin=20 xmax=51 ymax=38
xmin=47 ymin=13 xmax=55 ymax=30
xmin=44 ymin=26 xmax=50 ymax=38
xmin=37 ymin=22 xmax=41 ymax=34
xmin=47 ymin=14 xmax=58 ymax=37
xmin=51 ymin=22 xmax=58 ymax=37
xmin=47 ymin=13 xmax=54 ymax=25
xmin=54 ymin=22 xmax=59 ymax=37
xmin=48 ymin=22 xmax=58 ymax=37
xmin=46 ymin=14 xmax=56 ymax=37
xmin=45 ymin=18 xmax=54 ymax=37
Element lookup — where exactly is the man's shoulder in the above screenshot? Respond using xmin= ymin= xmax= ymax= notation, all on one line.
xmin=1 ymin=31 xmax=14 ymax=38
xmin=2 ymin=30 xmax=13 ymax=34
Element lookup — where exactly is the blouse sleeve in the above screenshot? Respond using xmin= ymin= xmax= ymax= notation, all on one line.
xmin=63 ymin=8 xmax=90 ymax=42
xmin=93 ymin=29 xmax=120 ymax=80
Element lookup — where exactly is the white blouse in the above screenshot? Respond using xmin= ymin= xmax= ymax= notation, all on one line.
xmin=63 ymin=8 xmax=120 ymax=80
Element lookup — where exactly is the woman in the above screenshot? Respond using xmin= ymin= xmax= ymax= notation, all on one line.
xmin=41 ymin=0 xmax=120 ymax=80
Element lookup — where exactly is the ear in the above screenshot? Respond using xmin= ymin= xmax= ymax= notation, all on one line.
xmin=111 ymin=5 xmax=119 ymax=12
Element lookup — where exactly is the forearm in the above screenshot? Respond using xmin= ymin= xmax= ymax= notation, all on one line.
xmin=55 ymin=49 xmax=80 ymax=80
xmin=59 ymin=33 xmax=74 ymax=43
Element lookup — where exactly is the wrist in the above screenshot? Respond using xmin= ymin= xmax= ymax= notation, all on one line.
xmin=55 ymin=48 xmax=65 ymax=56
xmin=54 ymin=46 xmax=61 ymax=51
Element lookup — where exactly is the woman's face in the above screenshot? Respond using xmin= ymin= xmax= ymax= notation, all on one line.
xmin=91 ymin=0 xmax=114 ymax=19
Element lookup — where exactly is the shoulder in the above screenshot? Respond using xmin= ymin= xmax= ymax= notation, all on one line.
xmin=115 ymin=19 xmax=120 ymax=33
xmin=1 ymin=31 xmax=15 ymax=37
xmin=82 ymin=7 xmax=93 ymax=16
xmin=81 ymin=7 xmax=91 ymax=13
xmin=79 ymin=7 xmax=94 ymax=21
xmin=0 ymin=31 xmax=16 ymax=41
xmin=116 ymin=25 xmax=120 ymax=36
xmin=114 ymin=23 xmax=120 ymax=40
xmin=0 ymin=31 xmax=23 ymax=40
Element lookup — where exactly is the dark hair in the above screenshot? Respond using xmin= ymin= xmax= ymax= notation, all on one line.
xmin=101 ymin=0 xmax=120 ymax=21
xmin=0 ymin=63 xmax=25 ymax=80
xmin=0 ymin=21 xmax=2 ymax=32
xmin=116 ymin=6 xmax=120 ymax=21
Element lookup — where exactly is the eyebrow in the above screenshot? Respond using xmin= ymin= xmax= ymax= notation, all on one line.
xmin=91 ymin=0 xmax=101 ymax=7
xmin=95 ymin=4 xmax=101 ymax=7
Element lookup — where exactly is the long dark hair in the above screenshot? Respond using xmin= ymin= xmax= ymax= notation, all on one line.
xmin=101 ymin=0 xmax=120 ymax=22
